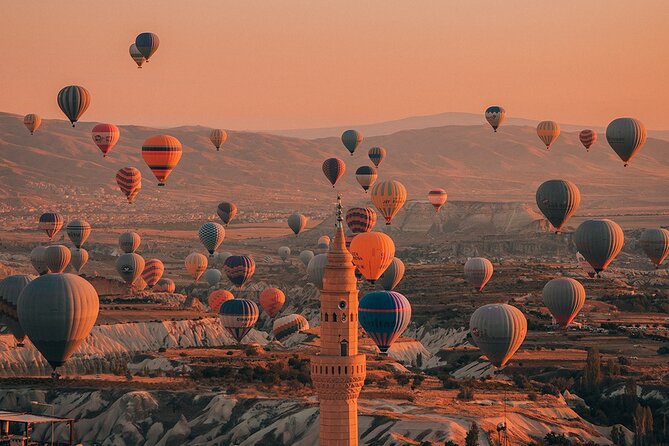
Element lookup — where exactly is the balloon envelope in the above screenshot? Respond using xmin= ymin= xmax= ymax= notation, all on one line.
xmin=154 ymin=278 xmax=176 ymax=293
xmin=219 ymin=298 xmax=259 ymax=343
xmin=288 ymin=213 xmax=308 ymax=236
xmin=217 ymin=202 xmax=238 ymax=226
xmin=57 ymin=85 xmax=90 ymax=126
xmin=119 ymin=232 xmax=141 ymax=253
xmin=278 ymin=246 xmax=291 ymax=261
xmin=199 ymin=222 xmax=226 ymax=255
xmin=464 ymin=257 xmax=493 ymax=291
xmin=210 ymin=129 xmax=228 ymax=150
xmin=359 ymin=290 xmax=411 ymax=353
xmin=536 ymin=180 xmax=581 ymax=233
xmin=579 ymin=129 xmax=597 ymax=151
xmin=346 ymin=207 xmax=377 ymax=233
xmin=208 ymin=289 xmax=234 ymax=313
xmin=349 ymin=232 xmax=395 ymax=282
xmin=574 ymin=219 xmax=624 ymax=273
xmin=371 ymin=180 xmax=407 ymax=225
xmin=378 ymin=257 xmax=405 ymax=291
xmin=368 ymin=147 xmax=386 ymax=167
xmin=299 ymin=250 xmax=314 ymax=267
xmin=23 ymin=114 xmax=41 ymax=134
xmin=142 ymin=259 xmax=164 ymax=288
xmin=542 ymin=278 xmax=586 ymax=327
xmin=203 ymin=268 xmax=223 ymax=287
xmin=69 ymin=248 xmax=89 ymax=274
xmin=428 ymin=189 xmax=448 ymax=212
xmin=223 ymin=255 xmax=255 ymax=288
xmin=66 ymin=219 xmax=91 ymax=249
xmin=322 ymin=158 xmax=346 ymax=187
xmin=606 ymin=117 xmax=647 ymax=166
xmin=45 ymin=245 xmax=71 ymax=273
xmin=341 ymin=129 xmax=363 ymax=155
xmin=39 ymin=212 xmax=64 ymax=241
xmin=116 ymin=253 xmax=145 ymax=285
xmin=469 ymin=303 xmax=526 ymax=368
xmin=536 ymin=121 xmax=560 ymax=149
xmin=135 ymin=32 xmax=160 ymax=60
xmin=639 ymin=228 xmax=669 ymax=268
xmin=129 ymin=43 xmax=145 ymax=67
xmin=485 ymin=106 xmax=506 ymax=132
xmin=116 ymin=167 xmax=142 ymax=204
xmin=272 ymin=314 xmax=308 ymax=342
xmin=355 ymin=166 xmax=378 ymax=192
xmin=260 ymin=288 xmax=286 ymax=318
xmin=307 ymin=254 xmax=328 ymax=289
xmin=91 ymin=124 xmax=120 ymax=157
xmin=185 ymin=253 xmax=208 ymax=282
xmin=142 ymin=135 xmax=183 ymax=186
xmin=30 ymin=246 xmax=49 ymax=275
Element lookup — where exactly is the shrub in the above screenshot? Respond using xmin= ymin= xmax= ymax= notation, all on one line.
xmin=457 ymin=386 xmax=474 ymax=401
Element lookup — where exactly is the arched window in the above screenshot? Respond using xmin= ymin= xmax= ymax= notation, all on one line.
xmin=332 ymin=313 xmax=337 ymax=322
xmin=340 ymin=339 xmax=349 ymax=357
xmin=324 ymin=313 xmax=328 ymax=322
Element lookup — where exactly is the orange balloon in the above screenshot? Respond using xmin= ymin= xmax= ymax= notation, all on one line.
xmin=208 ymin=289 xmax=234 ymax=313
xmin=141 ymin=135 xmax=183 ymax=186
xmin=259 ymin=288 xmax=286 ymax=318
xmin=349 ymin=232 xmax=396 ymax=282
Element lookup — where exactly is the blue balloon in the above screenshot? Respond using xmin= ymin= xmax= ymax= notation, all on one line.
xmin=359 ymin=291 xmax=411 ymax=353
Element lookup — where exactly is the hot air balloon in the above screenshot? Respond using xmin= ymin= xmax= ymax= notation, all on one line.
xmin=0 ymin=275 xmax=35 ymax=346
xmin=142 ymin=135 xmax=183 ymax=186
xmin=576 ymin=252 xmax=596 ymax=278
xmin=219 ymin=298 xmax=259 ymax=343
xmin=288 ymin=213 xmax=308 ymax=236
xmin=317 ymin=236 xmax=331 ymax=251
xmin=606 ymin=117 xmax=647 ymax=166
xmin=579 ymin=129 xmax=597 ymax=151
xmin=185 ymin=253 xmax=208 ymax=282
xmin=542 ymin=278 xmax=586 ymax=327
xmin=485 ymin=106 xmax=506 ymax=132
xmin=217 ymin=251 xmax=233 ymax=266
xmin=355 ymin=166 xmax=378 ymax=192
xmin=359 ymin=290 xmax=411 ymax=354
xmin=371 ymin=180 xmax=407 ymax=225
xmin=428 ymin=189 xmax=448 ymax=212
xmin=322 ymin=158 xmax=346 ymax=187
xmin=129 ymin=43 xmax=145 ymax=68
xmin=299 ymin=250 xmax=314 ymax=267
xmin=38 ymin=212 xmax=64 ymax=241
xmin=91 ymin=123 xmax=120 ymax=157
xmin=345 ymin=207 xmax=377 ymax=233
xmin=208 ymin=289 xmax=234 ymax=313
xmin=464 ymin=257 xmax=494 ymax=291
xmin=278 ymin=246 xmax=291 ymax=262
xmin=341 ymin=129 xmax=363 ymax=156
xmin=119 ymin=231 xmax=141 ymax=253
xmin=307 ymin=254 xmax=327 ymax=289
xmin=223 ymin=255 xmax=255 ymax=288
xmin=537 ymin=121 xmax=560 ymax=150
xmin=349 ymin=232 xmax=395 ymax=282
xmin=154 ymin=278 xmax=176 ymax=293
xmin=66 ymin=219 xmax=91 ymax=249
xmin=17 ymin=273 xmax=99 ymax=371
xmin=203 ymin=268 xmax=222 ymax=287
xmin=142 ymin=259 xmax=164 ymax=288
xmin=30 ymin=246 xmax=48 ymax=275
xmin=217 ymin=202 xmax=238 ymax=226
xmin=535 ymin=180 xmax=581 ymax=233
xmin=639 ymin=228 xmax=669 ymax=268
xmin=574 ymin=219 xmax=624 ymax=274
xmin=368 ymin=147 xmax=386 ymax=167
xmin=260 ymin=288 xmax=286 ymax=318
xmin=69 ymin=248 xmax=89 ymax=274
xmin=210 ymin=129 xmax=228 ymax=151
xmin=135 ymin=32 xmax=160 ymax=61
xmin=199 ymin=222 xmax=226 ymax=255
xmin=378 ymin=257 xmax=405 ymax=291
xmin=469 ymin=303 xmax=527 ymax=368
xmin=116 ymin=253 xmax=145 ymax=286
xmin=273 ymin=314 xmax=309 ymax=342
xmin=23 ymin=114 xmax=41 ymax=135
xmin=134 ymin=277 xmax=148 ymax=292
xmin=116 ymin=167 xmax=142 ymax=204
xmin=45 ymin=245 xmax=71 ymax=273
xmin=57 ymin=85 xmax=90 ymax=126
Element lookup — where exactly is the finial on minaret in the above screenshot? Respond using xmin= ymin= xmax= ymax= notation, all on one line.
xmin=336 ymin=194 xmax=343 ymax=227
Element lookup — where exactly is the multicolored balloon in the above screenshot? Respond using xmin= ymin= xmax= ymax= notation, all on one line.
xmin=359 ymin=290 xmax=411 ymax=354
xmin=536 ymin=180 xmax=581 ymax=233
xmin=208 ymin=289 xmax=234 ymax=313
xmin=368 ymin=147 xmax=386 ymax=167
xmin=536 ymin=120 xmax=560 ymax=150
xmin=223 ymin=255 xmax=255 ymax=288
xmin=141 ymin=135 xmax=183 ymax=186
xmin=371 ymin=180 xmax=407 ymax=225
xmin=606 ymin=117 xmax=647 ymax=166
xmin=142 ymin=259 xmax=164 ymax=288
xmin=66 ymin=219 xmax=91 ymax=249
xmin=341 ymin=129 xmax=363 ymax=156
xmin=578 ymin=129 xmax=597 ymax=151
xmin=273 ymin=314 xmax=309 ymax=342
xmin=322 ymin=158 xmax=346 ymax=187
xmin=135 ymin=32 xmax=160 ymax=61
xmin=129 ymin=43 xmax=145 ymax=68
xmin=199 ymin=222 xmax=226 ymax=255
xmin=260 ymin=288 xmax=286 ymax=318
xmin=428 ymin=189 xmax=448 ymax=212
xmin=345 ymin=207 xmax=377 ymax=233
xmin=639 ymin=228 xmax=669 ymax=268
xmin=464 ymin=257 xmax=494 ymax=291
xmin=185 ymin=252 xmax=208 ymax=282
xmin=116 ymin=253 xmax=145 ymax=286
xmin=23 ymin=114 xmax=41 ymax=135
xmin=57 ymin=85 xmax=90 ymax=127
xmin=469 ymin=303 xmax=527 ymax=368
xmin=219 ymin=298 xmax=259 ymax=343
xmin=45 ymin=245 xmax=71 ymax=273
xmin=39 ymin=212 xmax=64 ymax=241
xmin=355 ymin=166 xmax=378 ymax=192
xmin=349 ymin=232 xmax=395 ymax=282
xmin=378 ymin=257 xmax=405 ymax=291
xmin=217 ymin=202 xmax=238 ymax=226
xmin=210 ymin=129 xmax=228 ymax=151
xmin=542 ymin=278 xmax=586 ymax=327
xmin=91 ymin=124 xmax=120 ymax=157
xmin=119 ymin=231 xmax=141 ymax=253
xmin=574 ymin=219 xmax=624 ymax=274
xmin=116 ymin=167 xmax=142 ymax=204
xmin=485 ymin=106 xmax=506 ymax=132
xmin=69 ymin=248 xmax=89 ymax=274
xmin=288 ymin=213 xmax=308 ymax=236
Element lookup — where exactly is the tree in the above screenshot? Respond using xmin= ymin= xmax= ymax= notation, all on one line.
xmin=583 ymin=347 xmax=602 ymax=394
xmin=633 ymin=405 xmax=653 ymax=446
xmin=465 ymin=422 xmax=479 ymax=446
xmin=611 ymin=425 xmax=627 ymax=446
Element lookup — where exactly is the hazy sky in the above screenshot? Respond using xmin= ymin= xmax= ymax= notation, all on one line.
xmin=2 ymin=1 xmax=668 ymax=130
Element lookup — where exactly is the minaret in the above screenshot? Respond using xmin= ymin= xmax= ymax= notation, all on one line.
xmin=311 ymin=195 xmax=366 ymax=445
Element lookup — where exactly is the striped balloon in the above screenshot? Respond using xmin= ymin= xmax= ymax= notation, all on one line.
xmin=38 ymin=212 xmax=64 ymax=241
xmin=223 ymin=255 xmax=255 ymax=288
xmin=288 ymin=213 xmax=308 ymax=236
xmin=485 ymin=106 xmax=506 ymax=132
xmin=272 ymin=314 xmax=309 ymax=342
xmin=464 ymin=257 xmax=494 ymax=291
xmin=368 ymin=147 xmax=386 ymax=167
xmin=135 ymin=32 xmax=160 ymax=61
xmin=208 ymin=289 xmax=234 ymax=313
xmin=639 ymin=228 xmax=669 ymax=268
xmin=116 ymin=167 xmax=142 ymax=204
xmin=345 ymin=207 xmax=377 ymax=233
xmin=141 ymin=135 xmax=183 ymax=186
xmin=317 ymin=235 xmax=330 ymax=251
xmin=66 ymin=219 xmax=91 ymax=249
xmin=45 ymin=245 xmax=71 ymax=273
xmin=216 ymin=202 xmax=238 ymax=226
xmin=185 ymin=252 xmax=208 ymax=282
xmin=574 ymin=219 xmax=624 ymax=274
xmin=378 ymin=257 xmax=405 ymax=291
xmin=606 ymin=117 xmax=647 ymax=166
xmin=307 ymin=254 xmax=327 ymax=289
xmin=142 ymin=258 xmax=164 ymax=288
xmin=578 ymin=129 xmax=597 ymax=151
xmin=370 ymin=180 xmax=407 ymax=225
xmin=359 ymin=290 xmax=411 ymax=354
xmin=116 ymin=253 xmax=145 ymax=285
xmin=322 ymin=158 xmax=346 ymax=187
xmin=119 ymin=231 xmax=141 ymax=253
xmin=57 ymin=85 xmax=90 ymax=126
xmin=91 ymin=123 xmax=120 ymax=157
xmin=30 ymin=246 xmax=49 ymax=275
xmin=23 ymin=114 xmax=41 ymax=134
xmin=154 ymin=278 xmax=176 ymax=293
xmin=129 ymin=43 xmax=145 ymax=68
xmin=260 ymin=287 xmax=286 ymax=318
xmin=535 ymin=180 xmax=581 ymax=233
xmin=219 ymin=298 xmax=259 ymax=343
xmin=341 ymin=129 xmax=363 ymax=156
xmin=536 ymin=121 xmax=560 ymax=149
xmin=199 ymin=222 xmax=226 ymax=255
xmin=542 ymin=278 xmax=586 ymax=327
xmin=428 ymin=188 xmax=448 ymax=212
xmin=210 ymin=129 xmax=228 ymax=151
xmin=69 ymin=248 xmax=89 ymax=274
xmin=349 ymin=232 xmax=395 ymax=282
xmin=470 ymin=303 xmax=527 ymax=368
xmin=355 ymin=166 xmax=378 ymax=192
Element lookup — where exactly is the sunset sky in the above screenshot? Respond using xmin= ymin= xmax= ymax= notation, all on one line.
xmin=2 ymin=0 xmax=668 ymax=130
